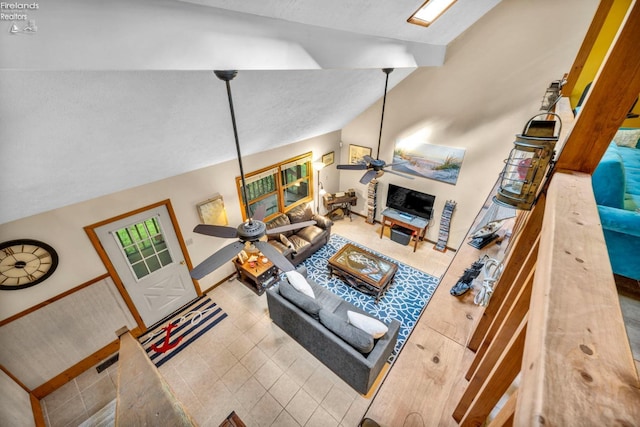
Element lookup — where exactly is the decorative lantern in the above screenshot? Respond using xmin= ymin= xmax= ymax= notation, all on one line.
xmin=540 ymin=79 xmax=563 ymax=111
xmin=494 ymin=113 xmax=562 ymax=210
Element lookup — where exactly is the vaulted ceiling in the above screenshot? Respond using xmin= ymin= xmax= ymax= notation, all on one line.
xmin=0 ymin=0 xmax=501 ymax=224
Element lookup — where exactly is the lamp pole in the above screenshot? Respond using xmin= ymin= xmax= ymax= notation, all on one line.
xmin=313 ymin=161 xmax=326 ymax=214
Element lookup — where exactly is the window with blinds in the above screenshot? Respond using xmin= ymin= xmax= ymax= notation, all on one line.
xmin=236 ymin=152 xmax=313 ymax=220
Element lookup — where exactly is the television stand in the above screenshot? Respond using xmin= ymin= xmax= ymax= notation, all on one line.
xmin=398 ymin=212 xmax=414 ymax=221
xmin=379 ymin=208 xmax=429 ymax=253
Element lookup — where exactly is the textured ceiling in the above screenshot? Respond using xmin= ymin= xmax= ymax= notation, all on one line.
xmin=178 ymin=0 xmax=502 ymax=45
xmin=0 ymin=0 xmax=501 ymax=224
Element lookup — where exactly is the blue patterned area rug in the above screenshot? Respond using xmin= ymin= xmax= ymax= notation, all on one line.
xmin=303 ymin=234 xmax=440 ymax=360
xmin=139 ymin=296 xmax=227 ymax=367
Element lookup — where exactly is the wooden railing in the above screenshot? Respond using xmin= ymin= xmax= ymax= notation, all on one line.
xmin=452 ymin=173 xmax=640 ymax=426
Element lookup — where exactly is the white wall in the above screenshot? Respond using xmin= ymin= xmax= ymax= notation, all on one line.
xmin=0 ymin=132 xmax=340 ymax=321
xmin=0 ymin=370 xmax=34 ymax=427
xmin=340 ymin=0 xmax=599 ymax=248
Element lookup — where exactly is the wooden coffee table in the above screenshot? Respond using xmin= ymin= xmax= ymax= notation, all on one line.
xmin=328 ymin=243 xmax=398 ymax=303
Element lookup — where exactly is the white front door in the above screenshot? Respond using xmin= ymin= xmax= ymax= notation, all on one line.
xmin=95 ymin=204 xmax=197 ymax=327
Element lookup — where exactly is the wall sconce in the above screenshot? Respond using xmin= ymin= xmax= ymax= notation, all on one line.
xmin=313 ymin=161 xmax=327 ymax=213
xmin=494 ymin=113 xmax=562 ymax=211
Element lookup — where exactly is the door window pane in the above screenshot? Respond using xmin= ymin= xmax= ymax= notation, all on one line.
xmin=114 ymin=216 xmax=173 ymax=280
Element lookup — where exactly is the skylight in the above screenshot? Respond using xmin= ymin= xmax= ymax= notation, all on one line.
xmin=408 ymin=0 xmax=458 ymax=27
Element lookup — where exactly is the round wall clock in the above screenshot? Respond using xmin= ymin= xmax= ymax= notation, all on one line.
xmin=0 ymin=239 xmax=59 ymax=290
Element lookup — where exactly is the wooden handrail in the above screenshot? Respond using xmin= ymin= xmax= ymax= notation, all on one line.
xmin=453 ymin=172 xmax=640 ymax=426
xmin=515 ymin=172 xmax=640 ymax=425
xmin=115 ymin=329 xmax=196 ymax=426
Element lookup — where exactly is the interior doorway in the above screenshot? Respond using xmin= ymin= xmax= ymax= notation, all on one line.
xmin=86 ymin=200 xmax=200 ymax=329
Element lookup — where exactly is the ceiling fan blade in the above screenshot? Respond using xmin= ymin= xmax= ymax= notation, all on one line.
xmin=337 ymin=164 xmax=368 ymax=170
xmin=359 ymin=169 xmax=378 ymax=184
xmin=267 ymin=220 xmax=316 ymax=235
xmin=254 ymin=240 xmax=296 ymax=272
xmin=252 ymin=203 xmax=267 ymax=221
xmin=193 ymin=224 xmax=238 ymax=238
xmin=190 ymin=240 xmax=246 ymax=279
xmin=363 ymin=155 xmax=374 ymax=164
xmin=383 ymin=169 xmax=415 ymax=179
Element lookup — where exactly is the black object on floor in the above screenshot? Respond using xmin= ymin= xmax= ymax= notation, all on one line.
xmin=96 ymin=353 xmax=119 ymax=373
xmin=450 ymin=256 xmax=487 ymax=297
xmin=390 ymin=225 xmax=412 ymax=245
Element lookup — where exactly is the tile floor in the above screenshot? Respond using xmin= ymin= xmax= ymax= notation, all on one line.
xmin=40 ymin=215 xmax=640 ymax=426
xmin=41 ymin=216 xmax=454 ymax=427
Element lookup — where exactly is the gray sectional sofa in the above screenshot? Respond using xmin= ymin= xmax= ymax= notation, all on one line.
xmin=266 ymin=267 xmax=400 ymax=395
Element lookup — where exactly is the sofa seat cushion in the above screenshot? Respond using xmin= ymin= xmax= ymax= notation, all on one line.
xmin=296 ymin=225 xmax=327 ymax=245
xmin=318 ymin=309 xmax=374 ymax=354
xmin=268 ymin=240 xmax=293 ymax=257
xmin=288 ymin=235 xmax=312 ymax=254
xmin=278 ymin=279 xmax=321 ymax=319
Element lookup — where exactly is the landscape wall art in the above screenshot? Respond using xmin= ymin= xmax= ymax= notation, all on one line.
xmin=392 ymin=142 xmax=465 ymax=185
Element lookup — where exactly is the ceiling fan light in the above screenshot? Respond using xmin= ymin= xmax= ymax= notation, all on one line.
xmin=408 ymin=0 xmax=457 ymax=27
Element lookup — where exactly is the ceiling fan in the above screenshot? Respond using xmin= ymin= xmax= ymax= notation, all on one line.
xmin=336 ymin=68 xmax=414 ymax=184
xmin=190 ymin=70 xmax=316 ymax=280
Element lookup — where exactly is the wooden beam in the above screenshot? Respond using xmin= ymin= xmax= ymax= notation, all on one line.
xmin=515 ymin=172 xmax=640 ymax=426
xmin=556 ymin=1 xmax=640 ymax=173
xmin=116 ymin=331 xmax=196 ymax=426
xmin=562 ymin=0 xmax=615 ymax=96
xmin=30 ymin=394 xmax=45 ymax=427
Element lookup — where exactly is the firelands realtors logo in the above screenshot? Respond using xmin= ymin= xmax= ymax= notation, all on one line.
xmin=1 ymin=2 xmax=39 ymax=34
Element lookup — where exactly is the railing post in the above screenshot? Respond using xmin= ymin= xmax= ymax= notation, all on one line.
xmin=458 ymin=316 xmax=527 ymax=427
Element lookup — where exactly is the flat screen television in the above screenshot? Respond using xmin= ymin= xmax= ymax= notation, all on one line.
xmin=386 ymin=184 xmax=435 ymax=220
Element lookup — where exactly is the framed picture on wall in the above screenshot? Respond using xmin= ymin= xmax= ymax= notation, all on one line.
xmin=349 ymin=144 xmax=372 ymax=165
xmin=196 ymin=194 xmax=229 ymax=225
xmin=392 ymin=141 xmax=466 ymax=185
xmin=322 ymin=151 xmax=335 ymax=166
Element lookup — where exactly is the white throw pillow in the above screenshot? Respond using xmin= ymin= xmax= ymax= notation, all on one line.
xmin=613 ymin=128 xmax=640 ymax=148
xmin=285 ymin=270 xmax=315 ymax=299
xmin=347 ymin=311 xmax=388 ymax=339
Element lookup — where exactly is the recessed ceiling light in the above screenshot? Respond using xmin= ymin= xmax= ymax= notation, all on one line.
xmin=407 ymin=0 xmax=458 ymax=27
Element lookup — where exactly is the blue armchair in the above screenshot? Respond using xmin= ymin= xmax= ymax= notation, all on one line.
xmin=592 ymin=140 xmax=640 ymax=280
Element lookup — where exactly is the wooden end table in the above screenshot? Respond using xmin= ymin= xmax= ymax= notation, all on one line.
xmin=234 ymin=256 xmax=278 ymax=295
xmin=328 ymin=243 xmax=398 ymax=303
